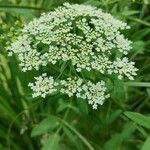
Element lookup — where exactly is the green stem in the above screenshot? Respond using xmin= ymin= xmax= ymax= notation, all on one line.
xmin=38 ymin=112 xmax=95 ymax=150
xmin=61 ymin=119 xmax=95 ymax=150
xmin=7 ymin=99 xmax=44 ymax=150
xmin=0 ymin=5 xmax=47 ymax=11
xmin=128 ymin=17 xmax=150 ymax=27
xmin=125 ymin=82 xmax=150 ymax=87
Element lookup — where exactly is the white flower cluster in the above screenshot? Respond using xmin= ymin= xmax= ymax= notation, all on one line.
xmin=29 ymin=75 xmax=109 ymax=109
xmin=60 ymin=77 xmax=110 ymax=109
xmin=112 ymin=57 xmax=138 ymax=80
xmin=7 ymin=3 xmax=138 ymax=109
xmin=28 ymin=73 xmax=57 ymax=98
xmin=60 ymin=77 xmax=83 ymax=97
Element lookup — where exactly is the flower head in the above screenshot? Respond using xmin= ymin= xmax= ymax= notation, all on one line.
xmin=83 ymin=81 xmax=110 ymax=109
xmin=8 ymin=3 xmax=138 ymax=109
xmin=28 ymin=73 xmax=57 ymax=98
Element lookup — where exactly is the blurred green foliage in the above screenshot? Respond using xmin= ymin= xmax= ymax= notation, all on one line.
xmin=0 ymin=0 xmax=150 ymax=150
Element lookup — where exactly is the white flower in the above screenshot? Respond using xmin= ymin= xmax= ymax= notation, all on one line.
xmin=18 ymin=50 xmax=41 ymax=72
xmin=60 ymin=77 xmax=83 ymax=97
xmin=8 ymin=3 xmax=135 ymax=76
xmin=60 ymin=77 xmax=110 ymax=109
xmin=82 ymin=81 xmax=110 ymax=109
xmin=113 ymin=57 xmax=138 ymax=80
xmin=28 ymin=73 xmax=57 ymax=98
xmin=8 ymin=3 xmax=138 ymax=109
xmin=8 ymin=35 xmax=32 ymax=55
xmin=91 ymin=55 xmax=112 ymax=74
xmin=114 ymin=34 xmax=132 ymax=55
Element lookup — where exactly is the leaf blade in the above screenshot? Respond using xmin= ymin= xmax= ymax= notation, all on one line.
xmin=31 ymin=117 xmax=59 ymax=137
xmin=42 ymin=134 xmax=60 ymax=150
xmin=142 ymin=136 xmax=150 ymax=150
xmin=124 ymin=111 xmax=150 ymax=129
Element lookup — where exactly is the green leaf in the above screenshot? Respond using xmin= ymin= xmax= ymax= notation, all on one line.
xmin=103 ymin=123 xmax=136 ymax=150
xmin=77 ymin=99 xmax=88 ymax=116
xmin=63 ymin=126 xmax=84 ymax=150
xmin=142 ymin=136 xmax=150 ymax=150
xmin=42 ymin=134 xmax=60 ymax=150
xmin=0 ymin=7 xmax=35 ymax=21
xmin=124 ymin=111 xmax=150 ymax=129
xmin=111 ymin=77 xmax=125 ymax=107
xmin=31 ymin=117 xmax=59 ymax=137
xmin=132 ymin=41 xmax=145 ymax=55
xmin=106 ymin=109 xmax=122 ymax=125
xmin=132 ymin=28 xmax=150 ymax=41
xmin=121 ymin=10 xmax=139 ymax=16
xmin=84 ymin=0 xmax=100 ymax=7
xmin=146 ymin=88 xmax=150 ymax=98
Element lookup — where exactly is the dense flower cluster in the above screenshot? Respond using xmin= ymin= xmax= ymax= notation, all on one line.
xmin=8 ymin=3 xmax=138 ymax=109
xmin=28 ymin=75 xmax=109 ymax=109
xmin=28 ymin=73 xmax=58 ymax=98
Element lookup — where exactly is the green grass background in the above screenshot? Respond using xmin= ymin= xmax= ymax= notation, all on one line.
xmin=0 ymin=0 xmax=150 ymax=150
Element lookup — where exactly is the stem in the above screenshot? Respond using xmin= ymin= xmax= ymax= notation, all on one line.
xmin=61 ymin=119 xmax=95 ymax=150
xmin=7 ymin=99 xmax=44 ymax=150
xmin=38 ymin=111 xmax=95 ymax=150
xmin=0 ymin=5 xmax=46 ymax=11
xmin=128 ymin=17 xmax=150 ymax=27
xmin=125 ymin=82 xmax=150 ymax=87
